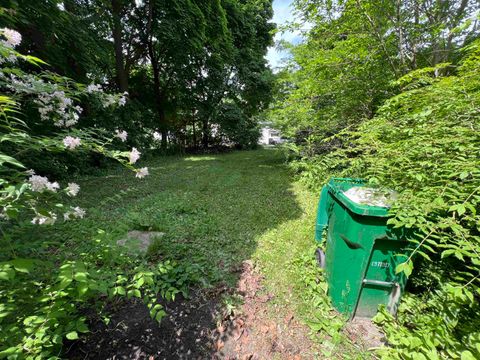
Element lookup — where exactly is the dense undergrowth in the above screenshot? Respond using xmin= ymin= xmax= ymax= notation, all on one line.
xmin=283 ymin=41 xmax=480 ymax=359
xmin=1 ymin=220 xmax=199 ymax=358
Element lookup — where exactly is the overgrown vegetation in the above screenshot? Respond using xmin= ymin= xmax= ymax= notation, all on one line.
xmin=269 ymin=0 xmax=480 ymax=358
xmin=2 ymin=149 xmax=340 ymax=357
xmin=2 ymin=0 xmax=480 ymax=358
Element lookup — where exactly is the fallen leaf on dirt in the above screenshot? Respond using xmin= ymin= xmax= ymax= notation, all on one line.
xmin=240 ymin=333 xmax=249 ymax=345
xmin=235 ymin=318 xmax=245 ymax=327
xmin=284 ymin=313 xmax=294 ymax=325
xmin=216 ymin=339 xmax=224 ymax=351
xmin=234 ymin=328 xmax=245 ymax=341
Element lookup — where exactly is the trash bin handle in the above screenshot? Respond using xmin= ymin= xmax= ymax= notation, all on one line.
xmin=339 ymin=234 xmax=363 ymax=249
xmin=374 ymin=235 xmax=396 ymax=241
xmin=363 ymin=279 xmax=398 ymax=287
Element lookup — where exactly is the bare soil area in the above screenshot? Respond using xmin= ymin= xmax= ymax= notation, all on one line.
xmin=67 ymin=261 xmax=318 ymax=359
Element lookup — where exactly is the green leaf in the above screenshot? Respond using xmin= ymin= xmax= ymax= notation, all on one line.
xmin=74 ymin=272 xmax=88 ymax=282
xmin=9 ymin=258 xmax=35 ymax=273
xmin=395 ymin=261 xmax=413 ymax=277
xmin=116 ymin=286 xmax=126 ymax=295
xmin=66 ymin=331 xmax=79 ymax=340
xmin=0 ymin=347 xmax=19 ymax=357
xmin=76 ymin=320 xmax=89 ymax=333
xmin=0 ymin=153 xmax=25 ymax=168
xmin=372 ymin=312 xmax=385 ymax=323
xmin=460 ymin=351 xmax=476 ymax=360
xmin=155 ymin=310 xmax=166 ymax=322
xmin=77 ymin=283 xmax=89 ymax=297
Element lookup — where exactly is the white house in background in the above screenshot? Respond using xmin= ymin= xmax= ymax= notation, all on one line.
xmin=259 ymin=123 xmax=284 ymax=145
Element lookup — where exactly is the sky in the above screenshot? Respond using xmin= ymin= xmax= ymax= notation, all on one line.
xmin=266 ymin=0 xmax=304 ymax=70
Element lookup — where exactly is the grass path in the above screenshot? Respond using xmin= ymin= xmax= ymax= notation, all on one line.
xmin=18 ymin=148 xmax=365 ymax=358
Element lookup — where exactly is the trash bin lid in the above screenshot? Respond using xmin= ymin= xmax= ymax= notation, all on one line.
xmin=327 ymin=178 xmax=394 ymax=217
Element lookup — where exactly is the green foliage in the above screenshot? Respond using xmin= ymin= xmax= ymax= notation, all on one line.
xmin=0 ymin=28 xmax=183 ymax=359
xmin=0 ymin=229 xmax=199 ymax=359
xmin=215 ymin=102 xmax=260 ymax=149
xmin=373 ymin=287 xmax=480 ymax=359
xmin=283 ymin=40 xmax=480 ymax=357
xmin=0 ymin=0 xmax=275 ymax=159
xmin=271 ymin=0 xmax=478 ymax=151
xmin=291 ymin=247 xmax=345 ymax=338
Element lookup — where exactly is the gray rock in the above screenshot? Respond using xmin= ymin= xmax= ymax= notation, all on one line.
xmin=116 ymin=230 xmax=165 ymax=253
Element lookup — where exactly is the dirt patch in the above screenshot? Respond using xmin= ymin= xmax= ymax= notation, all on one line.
xmin=66 ymin=261 xmax=318 ymax=359
xmin=67 ymin=289 xmax=221 ymax=359
xmin=213 ymin=261 xmax=317 ymax=359
xmin=344 ymin=317 xmax=385 ymax=350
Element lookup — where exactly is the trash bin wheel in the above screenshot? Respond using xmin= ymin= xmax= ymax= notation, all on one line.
xmin=315 ymin=248 xmax=326 ymax=269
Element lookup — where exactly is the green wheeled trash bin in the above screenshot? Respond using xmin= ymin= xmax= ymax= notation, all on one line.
xmin=315 ymin=178 xmax=409 ymax=319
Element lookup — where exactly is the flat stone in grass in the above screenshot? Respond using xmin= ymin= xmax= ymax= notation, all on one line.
xmin=116 ymin=230 xmax=164 ymax=253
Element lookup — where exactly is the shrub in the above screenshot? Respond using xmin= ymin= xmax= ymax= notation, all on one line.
xmin=288 ymin=41 xmax=480 ymax=358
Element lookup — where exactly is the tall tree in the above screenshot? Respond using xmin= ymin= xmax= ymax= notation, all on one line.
xmin=141 ymin=0 xmax=206 ymax=148
xmin=111 ymin=0 xmax=128 ymax=91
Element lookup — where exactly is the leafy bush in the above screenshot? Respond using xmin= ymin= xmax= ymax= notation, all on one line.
xmin=287 ymin=41 xmax=480 ymax=358
xmin=215 ymin=102 xmax=260 ymax=149
xmin=0 ymin=28 xmax=175 ymax=359
xmin=0 ymin=229 xmax=199 ymax=358
xmin=291 ymin=246 xmax=344 ymax=338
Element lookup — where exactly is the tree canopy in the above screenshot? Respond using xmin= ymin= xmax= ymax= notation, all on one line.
xmin=2 ymin=0 xmax=275 ymax=151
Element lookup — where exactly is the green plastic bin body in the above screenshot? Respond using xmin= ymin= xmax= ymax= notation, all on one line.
xmin=315 ymin=178 xmax=408 ymax=319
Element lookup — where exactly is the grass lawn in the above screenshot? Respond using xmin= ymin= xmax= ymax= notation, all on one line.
xmin=6 ymin=148 xmax=366 ymax=358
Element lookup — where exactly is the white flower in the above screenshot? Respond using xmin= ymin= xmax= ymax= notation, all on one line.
xmin=153 ymin=131 xmax=162 ymax=142
xmin=86 ymin=83 xmax=102 ymax=93
xmin=102 ymin=94 xmax=117 ymax=107
xmin=63 ymin=136 xmax=81 ymax=150
xmin=63 ymin=206 xmax=86 ymax=220
xmin=28 ymin=175 xmax=59 ymax=192
xmin=66 ymin=183 xmax=80 ymax=197
xmin=115 ymin=130 xmax=128 ymax=142
xmin=1 ymin=28 xmax=22 ymax=48
xmin=118 ymin=95 xmax=127 ymax=106
xmin=73 ymin=206 xmax=86 ymax=218
xmin=46 ymin=181 xmax=60 ymax=192
xmin=32 ymin=212 xmax=57 ymax=225
xmin=135 ymin=167 xmax=149 ymax=179
xmin=26 ymin=169 xmax=35 ymax=176
xmin=35 ymin=90 xmax=81 ymax=127
xmin=129 ymin=147 xmax=141 ymax=164
xmin=28 ymin=175 xmax=49 ymax=192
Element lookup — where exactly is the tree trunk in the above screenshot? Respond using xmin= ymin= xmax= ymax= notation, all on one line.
xmin=111 ymin=0 xmax=128 ymax=92
xmin=396 ymin=0 xmax=405 ymax=72
xmin=147 ymin=0 xmax=168 ymax=149
xmin=150 ymin=58 xmax=168 ymax=149
xmin=192 ymin=110 xmax=197 ymax=149
xmin=202 ymin=119 xmax=208 ymax=149
xmin=412 ymin=0 xmax=419 ymax=69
